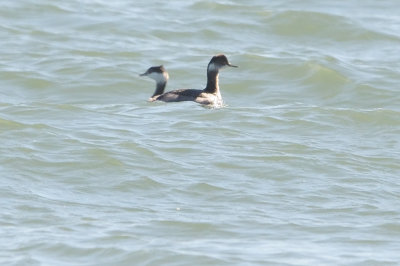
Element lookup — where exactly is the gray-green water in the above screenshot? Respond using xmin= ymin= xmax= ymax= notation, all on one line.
xmin=1 ymin=0 xmax=400 ymax=265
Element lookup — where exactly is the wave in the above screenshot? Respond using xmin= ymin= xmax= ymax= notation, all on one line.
xmin=265 ymin=10 xmax=400 ymax=42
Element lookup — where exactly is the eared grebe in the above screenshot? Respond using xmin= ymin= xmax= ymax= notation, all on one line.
xmin=139 ymin=65 xmax=169 ymax=102
xmin=141 ymin=54 xmax=237 ymax=107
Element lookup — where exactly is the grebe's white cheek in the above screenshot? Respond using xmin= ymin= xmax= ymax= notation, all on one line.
xmin=148 ymin=72 xmax=165 ymax=83
xmin=208 ymin=63 xmax=219 ymax=72
xmin=208 ymin=63 xmax=226 ymax=72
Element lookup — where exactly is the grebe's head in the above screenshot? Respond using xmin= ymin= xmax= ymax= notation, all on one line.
xmin=207 ymin=54 xmax=238 ymax=72
xmin=140 ymin=65 xmax=169 ymax=83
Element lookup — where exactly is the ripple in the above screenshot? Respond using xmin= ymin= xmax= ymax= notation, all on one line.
xmin=266 ymin=10 xmax=400 ymax=42
xmin=1 ymin=0 xmax=400 ymax=265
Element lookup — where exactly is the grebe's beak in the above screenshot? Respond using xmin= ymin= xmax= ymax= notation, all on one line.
xmin=227 ymin=63 xmax=238 ymax=68
xmin=139 ymin=72 xmax=147 ymax=77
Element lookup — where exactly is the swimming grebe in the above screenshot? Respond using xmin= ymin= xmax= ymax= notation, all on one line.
xmin=142 ymin=54 xmax=237 ymax=106
xmin=139 ymin=65 xmax=169 ymax=101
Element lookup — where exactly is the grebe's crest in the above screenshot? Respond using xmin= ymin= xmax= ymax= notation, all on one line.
xmin=140 ymin=65 xmax=169 ymax=83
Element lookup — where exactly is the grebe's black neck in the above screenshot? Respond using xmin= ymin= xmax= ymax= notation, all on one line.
xmin=152 ymin=81 xmax=166 ymax=97
xmin=204 ymin=65 xmax=220 ymax=94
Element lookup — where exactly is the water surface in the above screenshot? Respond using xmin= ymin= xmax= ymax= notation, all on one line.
xmin=1 ymin=0 xmax=400 ymax=265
